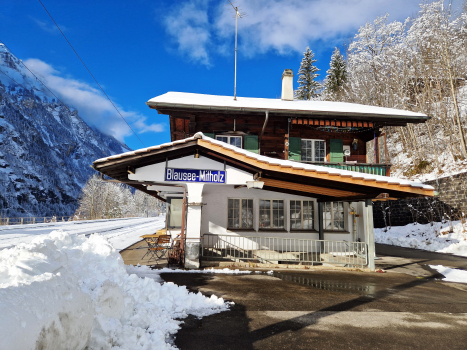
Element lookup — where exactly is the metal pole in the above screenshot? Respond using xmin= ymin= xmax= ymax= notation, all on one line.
xmin=234 ymin=7 xmax=238 ymax=100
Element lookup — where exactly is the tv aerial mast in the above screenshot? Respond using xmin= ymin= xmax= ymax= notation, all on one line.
xmin=228 ymin=1 xmax=247 ymax=100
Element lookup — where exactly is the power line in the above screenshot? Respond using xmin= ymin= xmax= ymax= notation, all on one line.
xmin=37 ymin=0 xmax=146 ymax=148
xmin=0 ymin=38 xmax=118 ymax=157
xmin=0 ymin=68 xmax=93 ymax=156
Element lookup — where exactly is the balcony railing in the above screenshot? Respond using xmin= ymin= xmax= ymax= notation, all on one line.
xmin=300 ymin=161 xmax=390 ymax=176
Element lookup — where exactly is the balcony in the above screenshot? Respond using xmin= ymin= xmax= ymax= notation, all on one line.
xmin=300 ymin=161 xmax=391 ymax=176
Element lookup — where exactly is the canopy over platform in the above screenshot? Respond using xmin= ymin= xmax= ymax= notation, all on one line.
xmin=146 ymin=92 xmax=430 ymax=125
xmin=93 ymin=133 xmax=434 ymax=202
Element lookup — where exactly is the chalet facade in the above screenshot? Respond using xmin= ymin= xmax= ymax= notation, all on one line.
xmin=93 ymin=70 xmax=433 ymax=270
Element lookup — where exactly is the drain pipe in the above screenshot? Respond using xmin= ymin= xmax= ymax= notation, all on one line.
xmin=350 ymin=206 xmax=357 ymax=241
xmin=258 ymin=110 xmax=269 ymax=154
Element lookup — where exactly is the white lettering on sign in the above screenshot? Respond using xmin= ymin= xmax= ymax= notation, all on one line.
xmin=165 ymin=168 xmax=226 ymax=183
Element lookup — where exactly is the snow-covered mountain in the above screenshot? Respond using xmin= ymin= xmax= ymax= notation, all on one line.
xmin=0 ymin=44 xmax=130 ymax=217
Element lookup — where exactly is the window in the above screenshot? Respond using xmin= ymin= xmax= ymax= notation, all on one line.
xmin=259 ymin=199 xmax=284 ymax=229
xmin=290 ymin=200 xmax=314 ymax=230
xmin=323 ymin=202 xmax=345 ymax=231
xmin=216 ymin=135 xmax=242 ymax=148
xmin=301 ymin=139 xmax=325 ymax=162
xmin=167 ymin=198 xmax=183 ymax=228
xmin=228 ymin=199 xmax=253 ymax=229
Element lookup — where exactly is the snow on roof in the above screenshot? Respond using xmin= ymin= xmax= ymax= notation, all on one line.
xmin=94 ymin=132 xmax=434 ymax=192
xmin=147 ymin=92 xmax=428 ymax=119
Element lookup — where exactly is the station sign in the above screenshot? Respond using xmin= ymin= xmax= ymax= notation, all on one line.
xmin=165 ymin=168 xmax=226 ymax=183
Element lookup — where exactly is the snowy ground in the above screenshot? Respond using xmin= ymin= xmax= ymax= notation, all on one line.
xmin=375 ymin=221 xmax=467 ymax=257
xmin=375 ymin=221 xmax=467 ymax=283
xmin=0 ymin=216 xmax=165 ymax=251
xmin=0 ymin=229 xmax=239 ymax=350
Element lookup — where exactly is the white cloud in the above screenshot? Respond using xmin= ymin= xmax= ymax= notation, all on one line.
xmin=164 ymin=0 xmax=212 ymax=66
xmin=23 ymin=59 xmax=164 ymax=142
xmin=163 ymin=0 xmax=437 ymax=63
xmin=31 ymin=17 xmax=67 ymax=34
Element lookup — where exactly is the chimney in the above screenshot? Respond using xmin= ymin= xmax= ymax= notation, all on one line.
xmin=281 ymin=69 xmax=294 ymax=101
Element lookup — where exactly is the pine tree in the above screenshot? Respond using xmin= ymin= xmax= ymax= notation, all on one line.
xmin=294 ymin=47 xmax=322 ymax=100
xmin=324 ymin=47 xmax=347 ymax=97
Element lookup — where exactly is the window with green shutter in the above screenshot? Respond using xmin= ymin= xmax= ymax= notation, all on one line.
xmin=288 ymin=137 xmax=301 ymax=161
xmin=329 ymin=139 xmax=344 ymax=163
xmin=204 ymin=133 xmax=215 ymax=139
xmin=244 ymin=135 xmax=259 ymax=154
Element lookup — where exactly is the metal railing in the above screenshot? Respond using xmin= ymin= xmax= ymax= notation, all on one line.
xmin=0 ymin=215 xmax=141 ymax=226
xmin=201 ymin=234 xmax=368 ymax=268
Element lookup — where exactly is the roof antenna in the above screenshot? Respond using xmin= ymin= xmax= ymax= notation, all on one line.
xmin=228 ymin=1 xmax=247 ymax=101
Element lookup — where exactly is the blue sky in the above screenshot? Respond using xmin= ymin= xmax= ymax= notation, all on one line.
xmin=0 ymin=0 xmax=461 ymax=150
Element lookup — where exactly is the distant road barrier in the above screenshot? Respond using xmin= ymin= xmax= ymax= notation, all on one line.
xmin=0 ymin=215 xmax=152 ymax=226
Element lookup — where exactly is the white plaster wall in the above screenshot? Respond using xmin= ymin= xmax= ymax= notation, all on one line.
xmin=129 ymin=155 xmax=253 ymax=185
xmin=201 ymin=184 xmax=357 ymax=242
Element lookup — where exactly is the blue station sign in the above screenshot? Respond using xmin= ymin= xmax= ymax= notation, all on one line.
xmin=165 ymin=168 xmax=226 ymax=183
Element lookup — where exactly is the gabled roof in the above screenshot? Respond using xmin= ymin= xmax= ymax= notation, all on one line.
xmin=146 ymin=92 xmax=429 ymax=124
xmin=93 ymin=132 xmax=434 ymax=201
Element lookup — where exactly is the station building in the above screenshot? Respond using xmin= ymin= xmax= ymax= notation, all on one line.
xmin=93 ymin=70 xmax=434 ymax=269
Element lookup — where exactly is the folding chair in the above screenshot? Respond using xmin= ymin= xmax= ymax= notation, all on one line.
xmin=154 ymin=235 xmax=173 ymax=259
xmin=141 ymin=235 xmax=159 ymax=262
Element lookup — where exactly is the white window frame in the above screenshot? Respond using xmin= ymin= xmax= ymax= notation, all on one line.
xmin=301 ymin=139 xmax=326 ymax=162
xmin=215 ymin=135 xmax=243 ymax=148
xmin=323 ymin=201 xmax=346 ymax=231
xmin=259 ymin=199 xmax=285 ymax=230
xmin=290 ymin=200 xmax=315 ymax=230
xmin=227 ymin=198 xmax=254 ymax=229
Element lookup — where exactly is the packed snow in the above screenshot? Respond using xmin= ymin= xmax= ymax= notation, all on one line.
xmin=375 ymin=221 xmax=467 ymax=257
xmin=0 ymin=216 xmax=165 ymax=250
xmin=429 ymin=265 xmax=467 ymax=283
xmin=0 ymin=230 xmax=231 ymax=350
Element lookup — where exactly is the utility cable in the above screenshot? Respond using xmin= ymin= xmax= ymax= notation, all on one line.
xmin=37 ymin=0 xmax=146 ymax=148
xmin=0 ymin=39 xmax=116 ymax=157
xmin=0 ymin=68 xmax=93 ymax=156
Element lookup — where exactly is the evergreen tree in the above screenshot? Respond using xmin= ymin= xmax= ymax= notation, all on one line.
xmin=294 ymin=47 xmax=322 ymax=100
xmin=324 ymin=47 xmax=347 ymax=97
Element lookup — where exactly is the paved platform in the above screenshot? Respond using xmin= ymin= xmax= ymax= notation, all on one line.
xmin=162 ymin=269 xmax=467 ymax=350
xmin=120 ymin=240 xmax=169 ymax=268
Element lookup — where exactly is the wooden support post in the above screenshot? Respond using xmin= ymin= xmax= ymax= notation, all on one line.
xmin=6 ymin=217 xmax=9 ymax=225
xmin=364 ymin=199 xmax=375 ymax=271
xmin=284 ymin=133 xmax=289 ymax=160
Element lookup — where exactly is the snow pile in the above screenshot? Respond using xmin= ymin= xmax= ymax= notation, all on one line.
xmin=429 ymin=265 xmax=467 ymax=283
xmin=375 ymin=221 xmax=467 ymax=257
xmin=0 ymin=230 xmax=230 ymax=350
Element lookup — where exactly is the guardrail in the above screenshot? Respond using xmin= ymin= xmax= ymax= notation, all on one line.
xmin=201 ymin=234 xmax=368 ymax=268
xmin=0 ymin=215 xmax=141 ymax=226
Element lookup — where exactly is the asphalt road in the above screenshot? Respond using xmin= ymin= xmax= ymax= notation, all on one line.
xmin=161 ymin=246 xmax=467 ymax=350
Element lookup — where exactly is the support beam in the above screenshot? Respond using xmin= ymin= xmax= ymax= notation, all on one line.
xmin=364 ymin=199 xmax=375 ymax=271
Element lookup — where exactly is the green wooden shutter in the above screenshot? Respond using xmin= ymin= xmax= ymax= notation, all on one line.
xmin=289 ymin=137 xmax=301 ymax=161
xmin=204 ymin=133 xmax=215 ymax=139
xmin=330 ymin=139 xmax=344 ymax=163
xmin=244 ymin=135 xmax=259 ymax=154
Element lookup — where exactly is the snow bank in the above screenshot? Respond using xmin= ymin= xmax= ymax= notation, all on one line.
xmin=375 ymin=221 xmax=467 ymax=257
xmin=0 ymin=230 xmax=230 ymax=350
xmin=429 ymin=265 xmax=467 ymax=283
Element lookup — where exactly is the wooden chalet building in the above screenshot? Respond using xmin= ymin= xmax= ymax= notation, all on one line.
xmin=93 ymin=70 xmax=434 ymax=270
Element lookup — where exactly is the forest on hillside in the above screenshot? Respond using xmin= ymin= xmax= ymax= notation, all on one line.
xmin=305 ymin=1 xmax=467 ymax=180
